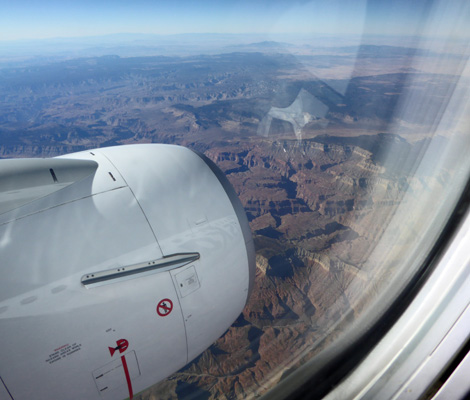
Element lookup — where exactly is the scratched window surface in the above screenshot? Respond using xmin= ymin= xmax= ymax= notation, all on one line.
xmin=1 ymin=0 xmax=470 ymax=399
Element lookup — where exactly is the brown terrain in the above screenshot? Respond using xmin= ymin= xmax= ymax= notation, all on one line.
xmin=0 ymin=47 xmax=455 ymax=398
xmin=135 ymin=133 xmax=442 ymax=400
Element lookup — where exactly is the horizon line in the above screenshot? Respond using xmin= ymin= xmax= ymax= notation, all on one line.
xmin=0 ymin=31 xmax=425 ymax=44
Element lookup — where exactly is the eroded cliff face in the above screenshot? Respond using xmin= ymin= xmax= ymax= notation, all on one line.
xmin=137 ymin=134 xmax=444 ymax=399
xmin=0 ymin=48 xmax=459 ymax=399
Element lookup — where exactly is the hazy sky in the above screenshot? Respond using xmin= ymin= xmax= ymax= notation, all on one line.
xmin=1 ymin=0 xmax=465 ymax=42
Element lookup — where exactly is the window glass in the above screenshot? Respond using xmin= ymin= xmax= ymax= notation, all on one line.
xmin=1 ymin=0 xmax=470 ymax=398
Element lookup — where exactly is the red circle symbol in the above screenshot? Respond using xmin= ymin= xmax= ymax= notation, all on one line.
xmin=157 ymin=298 xmax=173 ymax=317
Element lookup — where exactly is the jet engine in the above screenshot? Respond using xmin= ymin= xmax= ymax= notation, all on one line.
xmin=0 ymin=144 xmax=255 ymax=400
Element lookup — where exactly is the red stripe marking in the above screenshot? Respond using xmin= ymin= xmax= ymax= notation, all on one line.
xmin=121 ymin=355 xmax=133 ymax=400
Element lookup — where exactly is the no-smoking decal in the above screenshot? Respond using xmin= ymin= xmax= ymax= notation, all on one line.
xmin=156 ymin=298 xmax=173 ymax=317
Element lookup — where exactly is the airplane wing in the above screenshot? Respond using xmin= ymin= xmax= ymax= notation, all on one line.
xmin=0 ymin=158 xmax=97 ymax=215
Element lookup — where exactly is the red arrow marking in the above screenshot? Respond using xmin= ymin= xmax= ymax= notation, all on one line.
xmin=157 ymin=298 xmax=173 ymax=317
xmin=121 ymin=355 xmax=133 ymax=400
xmin=109 ymin=339 xmax=129 ymax=357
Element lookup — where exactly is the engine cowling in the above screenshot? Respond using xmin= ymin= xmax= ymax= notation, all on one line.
xmin=0 ymin=144 xmax=255 ymax=400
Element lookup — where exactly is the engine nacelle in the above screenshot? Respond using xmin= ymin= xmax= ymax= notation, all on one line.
xmin=0 ymin=144 xmax=255 ymax=400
